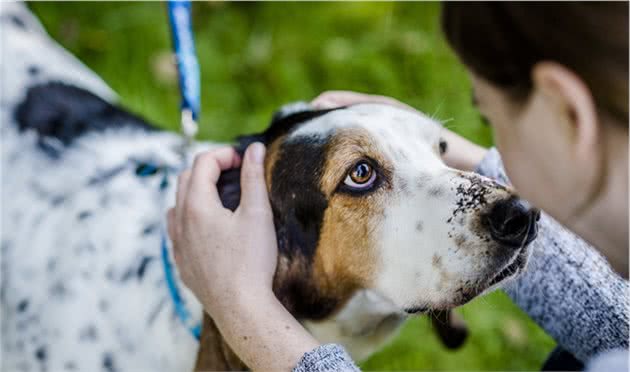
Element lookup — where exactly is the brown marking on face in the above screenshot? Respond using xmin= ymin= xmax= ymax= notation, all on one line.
xmin=318 ymin=127 xmax=391 ymax=196
xmin=312 ymin=127 xmax=392 ymax=306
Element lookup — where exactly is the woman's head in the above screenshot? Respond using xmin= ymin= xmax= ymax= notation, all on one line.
xmin=442 ymin=2 xmax=628 ymax=275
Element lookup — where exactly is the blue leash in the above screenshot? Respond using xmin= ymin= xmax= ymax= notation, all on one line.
xmin=155 ymin=0 xmax=202 ymax=340
xmin=167 ymin=0 xmax=200 ymax=142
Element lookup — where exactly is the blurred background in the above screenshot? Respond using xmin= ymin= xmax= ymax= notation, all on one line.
xmin=29 ymin=2 xmax=555 ymax=370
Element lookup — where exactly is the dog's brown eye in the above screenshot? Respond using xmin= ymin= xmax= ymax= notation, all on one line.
xmin=344 ymin=161 xmax=376 ymax=189
xmin=351 ymin=162 xmax=372 ymax=183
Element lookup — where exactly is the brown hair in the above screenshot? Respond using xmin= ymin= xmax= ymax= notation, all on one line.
xmin=442 ymin=2 xmax=629 ymax=121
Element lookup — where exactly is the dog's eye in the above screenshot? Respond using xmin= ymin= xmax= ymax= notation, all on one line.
xmin=344 ymin=161 xmax=376 ymax=189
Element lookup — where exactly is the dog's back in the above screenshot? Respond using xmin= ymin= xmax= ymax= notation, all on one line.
xmin=1 ymin=4 xmax=203 ymax=371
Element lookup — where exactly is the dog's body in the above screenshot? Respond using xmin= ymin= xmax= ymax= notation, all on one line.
xmin=2 ymin=4 xmax=538 ymax=371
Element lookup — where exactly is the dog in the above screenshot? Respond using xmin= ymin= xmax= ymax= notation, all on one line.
xmin=1 ymin=3 xmax=539 ymax=371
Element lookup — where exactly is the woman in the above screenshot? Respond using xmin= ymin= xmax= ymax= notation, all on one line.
xmin=168 ymin=3 xmax=628 ymax=371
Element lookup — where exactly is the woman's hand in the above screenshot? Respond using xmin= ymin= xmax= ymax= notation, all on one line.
xmin=167 ymin=143 xmax=319 ymax=371
xmin=313 ymin=90 xmax=488 ymax=171
xmin=168 ymin=144 xmax=277 ymax=314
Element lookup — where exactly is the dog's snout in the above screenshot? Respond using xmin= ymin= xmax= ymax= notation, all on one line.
xmin=486 ymin=198 xmax=539 ymax=247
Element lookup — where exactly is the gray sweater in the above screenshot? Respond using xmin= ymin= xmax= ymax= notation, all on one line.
xmin=293 ymin=149 xmax=629 ymax=372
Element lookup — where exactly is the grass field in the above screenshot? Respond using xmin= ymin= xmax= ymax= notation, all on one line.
xmin=29 ymin=2 xmax=556 ymax=370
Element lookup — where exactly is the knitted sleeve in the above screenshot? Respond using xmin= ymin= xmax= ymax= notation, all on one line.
xmin=292 ymin=344 xmax=360 ymax=372
xmin=476 ymin=148 xmax=629 ymax=362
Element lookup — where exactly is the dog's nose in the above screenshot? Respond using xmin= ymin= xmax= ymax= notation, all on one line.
xmin=486 ymin=198 xmax=539 ymax=247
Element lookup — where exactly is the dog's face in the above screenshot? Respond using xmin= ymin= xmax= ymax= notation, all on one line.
xmin=224 ymin=103 xmax=538 ymax=319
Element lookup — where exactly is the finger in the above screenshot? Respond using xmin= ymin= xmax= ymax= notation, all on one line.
xmin=176 ymin=170 xmax=192 ymax=209
xmin=188 ymin=147 xmax=241 ymax=205
xmin=237 ymin=142 xmax=272 ymax=216
xmin=167 ymin=208 xmax=177 ymax=241
xmin=312 ymin=90 xmax=350 ymax=108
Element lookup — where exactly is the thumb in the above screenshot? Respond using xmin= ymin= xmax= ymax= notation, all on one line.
xmin=238 ymin=142 xmax=272 ymax=216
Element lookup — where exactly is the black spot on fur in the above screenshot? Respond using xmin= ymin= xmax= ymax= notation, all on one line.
xmin=136 ymin=256 xmax=153 ymax=279
xmin=17 ymin=299 xmax=29 ymax=313
xmin=102 ymin=353 xmax=116 ymax=372
xmin=47 ymin=258 xmax=57 ymax=272
xmin=120 ymin=268 xmax=134 ymax=282
xmin=50 ymin=281 xmax=68 ymax=298
xmin=79 ymin=325 xmax=98 ymax=342
xmin=77 ymin=210 xmax=92 ymax=220
xmin=99 ymin=300 xmax=109 ymax=313
xmin=50 ymin=195 xmax=66 ymax=206
xmin=14 ymin=82 xmax=154 ymax=155
xmin=28 ymin=65 xmax=40 ymax=76
xmin=87 ymin=165 xmax=127 ymax=186
xmin=35 ymin=346 xmax=47 ymax=362
xmin=416 ymin=221 xmax=424 ymax=232
xmin=10 ymin=15 xmax=26 ymax=29
xmin=141 ymin=224 xmax=157 ymax=236
xmin=64 ymin=361 xmax=77 ymax=370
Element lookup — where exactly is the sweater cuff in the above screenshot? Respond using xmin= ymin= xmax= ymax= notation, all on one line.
xmin=293 ymin=344 xmax=360 ymax=372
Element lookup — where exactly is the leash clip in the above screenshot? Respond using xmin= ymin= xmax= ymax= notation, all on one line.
xmin=181 ymin=108 xmax=198 ymax=148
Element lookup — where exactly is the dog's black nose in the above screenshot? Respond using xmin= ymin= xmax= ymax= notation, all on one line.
xmin=486 ymin=198 xmax=539 ymax=247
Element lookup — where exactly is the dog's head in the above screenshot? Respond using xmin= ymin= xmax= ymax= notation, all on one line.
xmin=219 ymin=102 xmax=538 ymax=319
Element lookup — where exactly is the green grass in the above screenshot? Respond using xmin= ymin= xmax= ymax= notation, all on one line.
xmin=29 ymin=2 xmax=555 ymax=370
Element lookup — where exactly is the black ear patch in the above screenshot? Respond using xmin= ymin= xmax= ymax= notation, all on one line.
xmin=14 ymin=82 xmax=154 ymax=156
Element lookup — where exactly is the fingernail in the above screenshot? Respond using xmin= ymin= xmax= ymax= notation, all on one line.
xmin=249 ymin=142 xmax=265 ymax=164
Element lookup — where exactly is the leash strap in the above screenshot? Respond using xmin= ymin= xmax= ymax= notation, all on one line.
xmin=167 ymin=0 xmax=200 ymax=142
xmin=136 ymin=161 xmax=202 ymax=340
xmin=161 ymin=230 xmax=202 ymax=339
xmin=163 ymin=0 xmax=203 ymax=341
